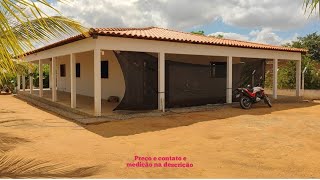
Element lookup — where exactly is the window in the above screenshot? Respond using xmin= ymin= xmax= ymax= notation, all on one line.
xmin=76 ymin=63 xmax=81 ymax=77
xmin=101 ymin=61 xmax=109 ymax=79
xmin=60 ymin=64 xmax=66 ymax=77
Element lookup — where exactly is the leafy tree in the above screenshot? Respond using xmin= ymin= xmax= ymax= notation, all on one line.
xmin=270 ymin=32 xmax=320 ymax=89
xmin=32 ymin=64 xmax=50 ymax=88
xmin=275 ymin=57 xmax=320 ymax=89
xmin=191 ymin=30 xmax=224 ymax=39
xmin=265 ymin=58 xmax=320 ymax=90
xmin=215 ymin=34 xmax=224 ymax=38
xmin=191 ymin=30 xmax=205 ymax=35
xmin=0 ymin=60 xmax=30 ymax=92
xmin=284 ymin=32 xmax=320 ymax=62
xmin=301 ymin=57 xmax=320 ymax=89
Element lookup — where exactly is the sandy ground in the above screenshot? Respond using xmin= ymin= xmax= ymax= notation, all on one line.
xmin=1 ymin=95 xmax=320 ymax=178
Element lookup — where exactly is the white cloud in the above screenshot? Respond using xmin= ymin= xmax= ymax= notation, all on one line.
xmin=209 ymin=28 xmax=299 ymax=45
xmin=249 ymin=28 xmax=283 ymax=44
xmin=249 ymin=28 xmax=299 ymax=45
xmin=220 ymin=0 xmax=314 ymax=30
xmin=38 ymin=0 xmax=315 ymax=30
xmin=34 ymin=0 xmax=312 ymax=46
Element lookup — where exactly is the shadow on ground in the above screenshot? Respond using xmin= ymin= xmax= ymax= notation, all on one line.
xmin=84 ymin=100 xmax=319 ymax=138
xmin=0 ymin=133 xmax=30 ymax=153
xmin=12 ymin=94 xmax=319 ymax=138
xmin=0 ymin=132 xmax=101 ymax=178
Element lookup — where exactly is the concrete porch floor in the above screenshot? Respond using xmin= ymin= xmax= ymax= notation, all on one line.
xmin=19 ymin=89 xmax=119 ymax=116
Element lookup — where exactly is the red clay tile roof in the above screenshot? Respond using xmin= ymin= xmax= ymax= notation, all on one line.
xmin=25 ymin=27 xmax=307 ymax=55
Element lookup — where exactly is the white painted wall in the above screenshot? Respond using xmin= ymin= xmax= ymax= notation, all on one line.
xmin=56 ymin=55 xmax=70 ymax=92
xmin=101 ymin=50 xmax=126 ymax=100
xmin=56 ymin=50 xmax=125 ymax=101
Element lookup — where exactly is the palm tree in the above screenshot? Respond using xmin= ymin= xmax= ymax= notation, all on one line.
xmin=304 ymin=0 xmax=320 ymax=15
xmin=0 ymin=0 xmax=88 ymax=86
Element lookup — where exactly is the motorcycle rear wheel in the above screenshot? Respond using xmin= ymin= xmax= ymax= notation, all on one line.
xmin=264 ymin=95 xmax=272 ymax=108
xmin=240 ymin=96 xmax=252 ymax=109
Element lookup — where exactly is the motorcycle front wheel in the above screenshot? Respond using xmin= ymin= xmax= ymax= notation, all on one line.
xmin=240 ymin=96 xmax=252 ymax=109
xmin=264 ymin=95 xmax=272 ymax=108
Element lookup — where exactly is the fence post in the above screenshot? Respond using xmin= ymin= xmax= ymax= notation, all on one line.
xmin=302 ymin=67 xmax=307 ymax=96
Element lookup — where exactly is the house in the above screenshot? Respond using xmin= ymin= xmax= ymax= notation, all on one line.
xmin=17 ymin=27 xmax=307 ymax=117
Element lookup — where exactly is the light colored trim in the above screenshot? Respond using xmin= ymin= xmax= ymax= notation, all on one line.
xmin=94 ymin=49 xmax=101 ymax=116
xmin=23 ymin=36 xmax=302 ymax=62
xmin=273 ymin=59 xmax=278 ymax=99
xmin=158 ymin=52 xmax=165 ymax=112
xmin=23 ymin=38 xmax=95 ymax=61
xmin=39 ymin=60 xmax=43 ymax=97
xmin=226 ymin=56 xmax=233 ymax=104
xmin=70 ymin=53 xmax=77 ymax=108
xmin=296 ymin=60 xmax=302 ymax=97
xmin=97 ymin=37 xmax=302 ymax=60
xmin=51 ymin=57 xmax=57 ymax=102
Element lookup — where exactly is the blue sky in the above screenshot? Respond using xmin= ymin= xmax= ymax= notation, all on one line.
xmin=41 ymin=0 xmax=319 ymax=45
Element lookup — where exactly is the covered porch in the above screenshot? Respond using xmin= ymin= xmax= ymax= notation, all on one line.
xmin=18 ymin=89 xmax=118 ymax=116
xmin=17 ymin=27 xmax=305 ymax=117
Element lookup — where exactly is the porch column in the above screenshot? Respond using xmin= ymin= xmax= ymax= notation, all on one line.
xmin=226 ymin=56 xmax=233 ymax=104
xmin=94 ymin=49 xmax=101 ymax=116
xmin=70 ymin=53 xmax=76 ymax=108
xmin=49 ymin=62 xmax=52 ymax=89
xmin=158 ymin=52 xmax=165 ymax=112
xmin=16 ymin=75 xmax=20 ymax=93
xmin=51 ymin=57 xmax=57 ymax=102
xmin=273 ymin=59 xmax=278 ymax=99
xmin=22 ymin=75 xmax=25 ymax=91
xmin=296 ymin=59 xmax=302 ymax=97
xmin=28 ymin=68 xmax=33 ymax=95
xmin=39 ymin=60 xmax=43 ymax=97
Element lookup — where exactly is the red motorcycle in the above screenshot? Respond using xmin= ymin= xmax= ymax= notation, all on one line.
xmin=234 ymin=85 xmax=272 ymax=109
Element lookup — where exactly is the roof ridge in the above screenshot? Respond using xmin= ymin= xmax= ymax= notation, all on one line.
xmin=151 ymin=27 xmax=304 ymax=50
xmin=213 ymin=37 xmax=279 ymax=47
xmin=92 ymin=27 xmax=154 ymax=32
xmin=152 ymin=26 xmax=219 ymax=38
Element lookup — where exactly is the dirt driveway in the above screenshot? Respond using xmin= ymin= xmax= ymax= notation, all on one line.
xmin=0 ymin=95 xmax=320 ymax=178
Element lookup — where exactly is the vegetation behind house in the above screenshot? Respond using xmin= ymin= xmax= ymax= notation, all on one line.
xmin=265 ymin=32 xmax=320 ymax=89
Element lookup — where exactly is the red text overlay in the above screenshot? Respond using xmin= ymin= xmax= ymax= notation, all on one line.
xmin=127 ymin=156 xmax=194 ymax=168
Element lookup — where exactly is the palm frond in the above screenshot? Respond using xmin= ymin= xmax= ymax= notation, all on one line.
xmin=304 ymin=0 xmax=320 ymax=16
xmin=0 ymin=0 xmax=88 ymax=85
xmin=10 ymin=16 xmax=89 ymax=52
